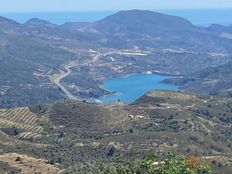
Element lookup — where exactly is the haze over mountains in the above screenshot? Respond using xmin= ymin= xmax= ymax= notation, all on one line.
xmin=0 ymin=9 xmax=232 ymax=173
xmin=0 ymin=10 xmax=232 ymax=108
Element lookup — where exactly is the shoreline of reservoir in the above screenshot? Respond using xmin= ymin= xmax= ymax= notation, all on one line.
xmin=99 ymin=73 xmax=179 ymax=104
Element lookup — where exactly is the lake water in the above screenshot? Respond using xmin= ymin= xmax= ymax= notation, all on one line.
xmin=100 ymin=74 xmax=178 ymax=104
xmin=1 ymin=9 xmax=229 ymax=103
xmin=1 ymin=9 xmax=232 ymax=26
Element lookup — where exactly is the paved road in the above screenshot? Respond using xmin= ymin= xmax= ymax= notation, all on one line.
xmin=51 ymin=52 xmax=105 ymax=100
xmin=53 ymin=65 xmax=79 ymax=100
xmin=51 ymin=50 xmax=148 ymax=100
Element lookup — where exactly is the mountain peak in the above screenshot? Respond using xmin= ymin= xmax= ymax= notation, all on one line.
xmin=25 ymin=18 xmax=56 ymax=27
xmin=94 ymin=10 xmax=194 ymax=34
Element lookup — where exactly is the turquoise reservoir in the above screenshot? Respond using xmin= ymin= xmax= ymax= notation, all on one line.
xmin=100 ymin=74 xmax=178 ymax=103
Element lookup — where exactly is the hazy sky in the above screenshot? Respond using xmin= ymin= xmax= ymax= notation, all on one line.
xmin=0 ymin=0 xmax=232 ymax=12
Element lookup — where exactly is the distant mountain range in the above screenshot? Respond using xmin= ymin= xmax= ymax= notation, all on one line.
xmin=0 ymin=10 xmax=232 ymax=174
xmin=0 ymin=10 xmax=232 ymax=107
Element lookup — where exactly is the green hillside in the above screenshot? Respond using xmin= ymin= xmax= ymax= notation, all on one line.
xmin=0 ymin=90 xmax=231 ymax=173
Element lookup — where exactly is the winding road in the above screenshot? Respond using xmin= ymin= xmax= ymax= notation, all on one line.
xmin=53 ymin=65 xmax=79 ymax=100
xmin=50 ymin=50 xmax=148 ymax=100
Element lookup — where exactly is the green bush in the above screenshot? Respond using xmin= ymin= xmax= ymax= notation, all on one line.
xmin=96 ymin=152 xmax=211 ymax=174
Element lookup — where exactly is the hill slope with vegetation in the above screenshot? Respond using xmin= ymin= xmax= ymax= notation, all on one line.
xmin=0 ymin=90 xmax=231 ymax=173
xmin=0 ymin=10 xmax=232 ymax=108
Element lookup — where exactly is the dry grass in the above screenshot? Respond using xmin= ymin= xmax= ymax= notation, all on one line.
xmin=0 ymin=153 xmax=61 ymax=174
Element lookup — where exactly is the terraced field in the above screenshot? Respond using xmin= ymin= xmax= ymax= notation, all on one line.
xmin=0 ymin=90 xmax=231 ymax=173
xmin=0 ymin=107 xmax=43 ymax=140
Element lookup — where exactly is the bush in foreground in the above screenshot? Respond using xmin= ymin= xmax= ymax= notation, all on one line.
xmin=97 ymin=152 xmax=211 ymax=174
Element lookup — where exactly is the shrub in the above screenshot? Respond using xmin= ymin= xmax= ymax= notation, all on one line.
xmin=97 ymin=152 xmax=211 ymax=174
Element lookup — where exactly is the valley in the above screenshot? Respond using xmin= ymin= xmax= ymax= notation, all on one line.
xmin=48 ymin=49 xmax=151 ymax=102
xmin=0 ymin=10 xmax=232 ymax=107
xmin=0 ymin=9 xmax=232 ymax=173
